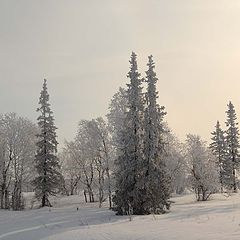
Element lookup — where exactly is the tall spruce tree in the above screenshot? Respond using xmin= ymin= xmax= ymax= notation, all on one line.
xmin=143 ymin=55 xmax=171 ymax=213
xmin=225 ymin=101 xmax=240 ymax=192
xmin=113 ymin=52 xmax=145 ymax=215
xmin=32 ymin=79 xmax=62 ymax=207
xmin=210 ymin=121 xmax=227 ymax=192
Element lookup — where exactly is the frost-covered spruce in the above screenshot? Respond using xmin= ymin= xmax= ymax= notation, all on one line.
xmin=32 ymin=79 xmax=63 ymax=207
xmin=143 ymin=55 xmax=171 ymax=213
xmin=224 ymin=101 xmax=240 ymax=192
xmin=113 ymin=52 xmax=145 ymax=215
xmin=210 ymin=121 xmax=227 ymax=192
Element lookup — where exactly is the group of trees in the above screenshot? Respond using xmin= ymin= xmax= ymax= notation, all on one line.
xmin=0 ymin=113 xmax=36 ymax=210
xmin=59 ymin=53 xmax=183 ymax=213
xmin=210 ymin=101 xmax=240 ymax=193
xmin=0 ymin=79 xmax=63 ymax=209
xmin=112 ymin=53 xmax=171 ymax=215
xmin=0 ymin=53 xmax=239 ymax=213
xmin=61 ymin=117 xmax=113 ymax=208
xmin=173 ymin=101 xmax=240 ymax=202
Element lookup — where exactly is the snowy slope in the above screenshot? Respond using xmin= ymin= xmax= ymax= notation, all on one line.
xmin=1 ymin=193 xmax=240 ymax=240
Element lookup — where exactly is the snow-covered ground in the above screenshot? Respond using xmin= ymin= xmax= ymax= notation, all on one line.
xmin=1 ymin=193 xmax=240 ymax=240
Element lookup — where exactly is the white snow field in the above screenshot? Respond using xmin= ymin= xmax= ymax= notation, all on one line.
xmin=1 ymin=193 xmax=240 ymax=240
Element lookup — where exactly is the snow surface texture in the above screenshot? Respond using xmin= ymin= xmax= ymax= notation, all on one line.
xmin=1 ymin=193 xmax=240 ymax=239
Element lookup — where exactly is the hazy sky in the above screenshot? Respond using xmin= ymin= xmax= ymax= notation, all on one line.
xmin=1 ymin=0 xmax=240 ymax=147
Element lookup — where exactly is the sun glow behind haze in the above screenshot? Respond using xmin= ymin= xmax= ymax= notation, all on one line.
xmin=1 ymin=0 xmax=240 ymax=146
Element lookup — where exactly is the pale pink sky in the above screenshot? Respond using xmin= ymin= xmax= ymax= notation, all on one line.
xmin=1 ymin=0 xmax=240 ymax=146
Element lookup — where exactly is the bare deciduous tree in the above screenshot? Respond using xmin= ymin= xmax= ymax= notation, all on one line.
xmin=185 ymin=134 xmax=220 ymax=201
xmin=0 ymin=113 xmax=37 ymax=210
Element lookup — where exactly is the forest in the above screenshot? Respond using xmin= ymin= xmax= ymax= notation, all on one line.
xmin=0 ymin=52 xmax=239 ymax=215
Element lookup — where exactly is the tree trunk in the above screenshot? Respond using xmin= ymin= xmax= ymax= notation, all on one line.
xmin=42 ymin=194 xmax=46 ymax=207
xmin=98 ymin=173 xmax=104 ymax=208
xmin=0 ymin=185 xmax=4 ymax=209
xmin=102 ymin=139 xmax=112 ymax=209
xmin=87 ymin=184 xmax=94 ymax=203
xmin=233 ymin=169 xmax=237 ymax=193
xmin=12 ymin=181 xmax=23 ymax=210
xmin=89 ymin=190 xmax=94 ymax=203
xmin=106 ymin=168 xmax=112 ymax=209
xmin=83 ymin=190 xmax=88 ymax=203
xmin=4 ymin=190 xmax=9 ymax=209
xmin=1 ymin=176 xmax=7 ymax=209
